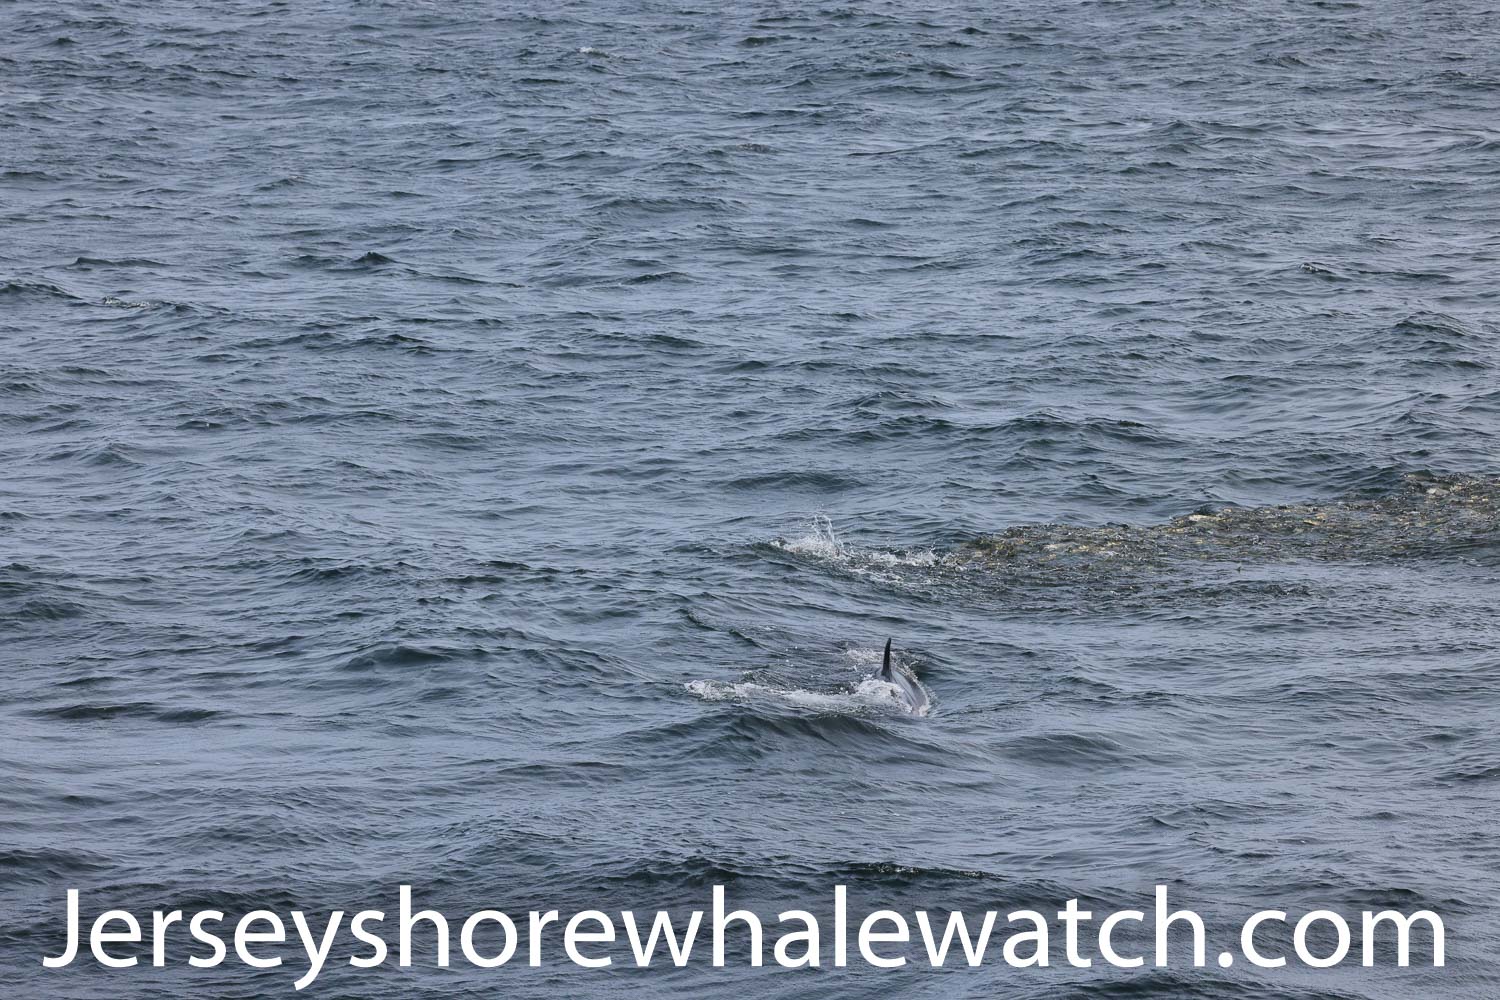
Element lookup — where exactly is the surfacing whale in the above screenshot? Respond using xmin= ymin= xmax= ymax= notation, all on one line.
xmin=879 ymin=638 xmax=928 ymax=715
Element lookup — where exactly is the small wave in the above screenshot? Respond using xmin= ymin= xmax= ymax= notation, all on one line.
xmin=254 ymin=176 xmax=304 ymax=191
xmin=31 ymin=702 xmax=223 ymax=724
xmin=101 ymin=295 xmax=153 ymax=309
xmin=9 ymin=597 xmax=87 ymax=620
xmin=0 ymin=280 xmax=82 ymax=303
xmin=1002 ymin=731 xmax=1149 ymax=768
xmin=0 ymin=847 xmax=112 ymax=887
xmin=68 ymin=256 xmax=166 ymax=268
xmin=623 ymin=270 xmax=689 ymax=285
xmin=288 ymin=251 xmax=396 ymax=272
xmin=45 ymin=441 xmax=143 ymax=467
xmin=728 ymin=470 xmax=862 ymax=493
xmin=1300 ymin=260 xmax=1345 ymax=279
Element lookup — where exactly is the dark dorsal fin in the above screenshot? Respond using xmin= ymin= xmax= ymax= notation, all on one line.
xmin=881 ymin=638 xmax=893 ymax=681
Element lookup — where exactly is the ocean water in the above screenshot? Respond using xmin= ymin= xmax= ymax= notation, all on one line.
xmin=3 ymin=1 xmax=1499 ymax=996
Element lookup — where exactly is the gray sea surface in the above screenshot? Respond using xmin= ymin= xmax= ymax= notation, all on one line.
xmin=2 ymin=2 xmax=1498 ymax=997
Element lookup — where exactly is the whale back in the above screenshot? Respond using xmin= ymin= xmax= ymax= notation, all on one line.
xmin=879 ymin=638 xmax=929 ymax=715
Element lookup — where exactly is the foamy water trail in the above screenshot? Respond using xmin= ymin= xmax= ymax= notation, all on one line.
xmin=687 ymin=642 xmax=933 ymax=717
xmin=685 ymin=676 xmax=926 ymax=716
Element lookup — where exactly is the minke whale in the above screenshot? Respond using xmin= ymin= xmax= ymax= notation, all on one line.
xmin=879 ymin=638 xmax=928 ymax=715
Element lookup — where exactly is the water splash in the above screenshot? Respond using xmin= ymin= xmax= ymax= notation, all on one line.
xmin=773 ymin=512 xmax=845 ymax=559
xmin=770 ymin=513 xmax=942 ymax=581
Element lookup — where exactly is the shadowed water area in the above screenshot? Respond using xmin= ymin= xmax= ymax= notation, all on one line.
xmin=2 ymin=1 xmax=1498 ymax=997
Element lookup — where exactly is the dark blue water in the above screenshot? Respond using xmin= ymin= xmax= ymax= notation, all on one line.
xmin=4 ymin=2 xmax=1499 ymax=996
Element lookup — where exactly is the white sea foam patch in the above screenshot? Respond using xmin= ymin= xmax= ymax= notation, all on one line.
xmin=769 ymin=513 xmax=943 ymax=576
xmin=685 ymin=677 xmax=921 ymax=716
